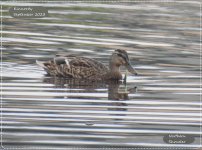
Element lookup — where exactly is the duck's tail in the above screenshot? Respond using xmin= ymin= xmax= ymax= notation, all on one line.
xmin=36 ymin=59 xmax=72 ymax=77
xmin=36 ymin=60 xmax=47 ymax=69
xmin=36 ymin=60 xmax=52 ymax=76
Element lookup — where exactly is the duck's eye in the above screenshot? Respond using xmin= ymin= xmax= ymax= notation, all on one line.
xmin=116 ymin=49 xmax=122 ymax=53
xmin=117 ymin=53 xmax=122 ymax=57
xmin=117 ymin=53 xmax=126 ymax=60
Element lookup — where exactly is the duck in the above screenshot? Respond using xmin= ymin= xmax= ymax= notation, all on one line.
xmin=36 ymin=49 xmax=138 ymax=81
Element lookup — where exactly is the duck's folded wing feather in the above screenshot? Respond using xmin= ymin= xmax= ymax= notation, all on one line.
xmin=36 ymin=57 xmax=108 ymax=79
xmin=70 ymin=57 xmax=108 ymax=71
xmin=68 ymin=57 xmax=108 ymax=79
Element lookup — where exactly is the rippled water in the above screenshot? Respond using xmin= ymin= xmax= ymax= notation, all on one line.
xmin=1 ymin=1 xmax=201 ymax=149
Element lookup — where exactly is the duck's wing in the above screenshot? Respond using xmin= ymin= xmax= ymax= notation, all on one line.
xmin=68 ymin=56 xmax=109 ymax=79
xmin=36 ymin=56 xmax=108 ymax=79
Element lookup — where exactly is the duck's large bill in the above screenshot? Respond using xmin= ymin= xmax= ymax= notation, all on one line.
xmin=126 ymin=62 xmax=138 ymax=75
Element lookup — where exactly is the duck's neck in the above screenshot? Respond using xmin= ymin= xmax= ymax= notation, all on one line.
xmin=109 ymin=63 xmax=119 ymax=72
xmin=107 ymin=61 xmax=122 ymax=80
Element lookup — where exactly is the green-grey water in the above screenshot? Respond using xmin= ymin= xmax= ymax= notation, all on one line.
xmin=1 ymin=1 xmax=201 ymax=149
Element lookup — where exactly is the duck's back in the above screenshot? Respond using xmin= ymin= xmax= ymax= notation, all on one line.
xmin=36 ymin=56 xmax=109 ymax=80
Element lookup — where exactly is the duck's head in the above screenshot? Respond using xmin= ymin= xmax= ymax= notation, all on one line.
xmin=111 ymin=49 xmax=138 ymax=75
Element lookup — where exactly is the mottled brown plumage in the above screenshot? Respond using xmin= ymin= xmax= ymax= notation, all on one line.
xmin=36 ymin=49 xmax=137 ymax=81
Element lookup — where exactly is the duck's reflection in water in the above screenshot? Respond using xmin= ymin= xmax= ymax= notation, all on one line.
xmin=43 ymin=77 xmax=107 ymax=90
xmin=107 ymin=81 xmax=137 ymax=122
xmin=108 ymin=81 xmax=129 ymax=112
xmin=43 ymin=77 xmax=137 ymax=125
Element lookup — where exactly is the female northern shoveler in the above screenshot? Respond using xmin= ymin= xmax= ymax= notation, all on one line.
xmin=36 ymin=49 xmax=137 ymax=80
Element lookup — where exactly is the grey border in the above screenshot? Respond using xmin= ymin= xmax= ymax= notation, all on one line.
xmin=0 ymin=0 xmax=201 ymax=150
